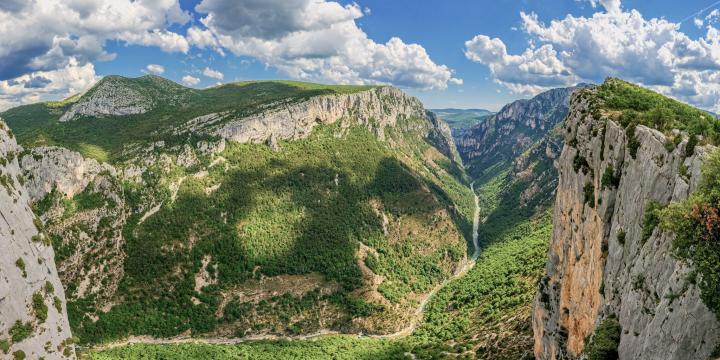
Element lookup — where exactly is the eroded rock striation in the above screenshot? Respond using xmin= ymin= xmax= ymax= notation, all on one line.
xmin=0 ymin=121 xmax=75 ymax=359
xmin=533 ymin=88 xmax=720 ymax=359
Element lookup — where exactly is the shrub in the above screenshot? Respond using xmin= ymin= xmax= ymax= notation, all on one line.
xmin=574 ymin=155 xmax=590 ymax=174
xmin=616 ymin=230 xmax=626 ymax=245
xmin=584 ymin=182 xmax=595 ymax=208
xmin=44 ymin=281 xmax=54 ymax=294
xmin=583 ymin=316 xmax=622 ymax=360
xmin=679 ymin=164 xmax=689 ymax=178
xmin=53 ymin=296 xmax=62 ymax=313
xmin=660 ymin=150 xmax=720 ymax=319
xmin=32 ymin=292 xmax=48 ymax=323
xmin=601 ymin=165 xmax=620 ymax=189
xmin=15 ymin=258 xmax=26 ymax=278
xmin=9 ymin=321 xmax=33 ymax=343
xmin=641 ymin=201 xmax=663 ymax=244
xmin=685 ymin=134 xmax=698 ymax=158
xmin=626 ymin=124 xmax=641 ymax=159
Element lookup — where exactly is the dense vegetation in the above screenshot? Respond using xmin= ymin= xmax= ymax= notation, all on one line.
xmin=597 ymin=78 xmax=720 ymax=146
xmin=88 ymin=337 xmax=408 ymax=360
xmin=64 ymin=119 xmax=472 ymax=343
xmin=660 ymin=149 xmax=720 ymax=319
xmin=410 ymin=214 xmax=550 ymax=359
xmin=7 ymin=74 xmax=562 ymax=358
xmin=396 ymin=143 xmax=557 ymax=359
xmin=88 ymin=125 xmax=554 ymax=359
xmin=88 ymin=212 xmax=550 ymax=360
xmin=2 ymin=75 xmax=478 ymax=345
xmin=582 ymin=316 xmax=621 ymax=360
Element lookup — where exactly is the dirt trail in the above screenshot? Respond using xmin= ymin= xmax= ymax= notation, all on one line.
xmin=89 ymin=184 xmax=483 ymax=352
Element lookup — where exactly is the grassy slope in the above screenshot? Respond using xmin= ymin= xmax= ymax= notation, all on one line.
xmin=595 ymin=78 xmax=720 ymax=144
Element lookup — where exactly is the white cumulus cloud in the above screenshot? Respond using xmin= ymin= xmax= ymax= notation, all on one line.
xmin=202 ymin=67 xmax=224 ymax=80
xmin=0 ymin=0 xmax=190 ymax=80
xmin=189 ymin=0 xmax=460 ymax=90
xmin=587 ymin=0 xmax=621 ymax=14
xmin=465 ymin=1 xmax=720 ymax=112
xmin=144 ymin=64 xmax=165 ymax=75
xmin=181 ymin=75 xmax=201 ymax=86
xmin=0 ymin=58 xmax=99 ymax=111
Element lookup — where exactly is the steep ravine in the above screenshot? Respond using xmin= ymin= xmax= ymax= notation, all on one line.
xmin=533 ymin=88 xmax=720 ymax=359
xmin=2 ymin=78 xmax=481 ymax=347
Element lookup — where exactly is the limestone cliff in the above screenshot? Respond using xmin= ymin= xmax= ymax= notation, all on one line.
xmin=178 ymin=86 xmax=460 ymax=159
xmin=21 ymin=146 xmax=126 ymax=311
xmin=533 ymin=87 xmax=720 ymax=359
xmin=0 ymin=121 xmax=75 ymax=359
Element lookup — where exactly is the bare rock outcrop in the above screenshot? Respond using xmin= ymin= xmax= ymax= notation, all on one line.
xmin=59 ymin=76 xmax=153 ymax=122
xmin=533 ymin=89 xmax=720 ymax=359
xmin=0 ymin=121 xmax=75 ymax=359
xmin=20 ymin=146 xmax=114 ymax=201
xmin=19 ymin=147 xmax=126 ymax=311
xmin=215 ymin=86 xmax=423 ymax=143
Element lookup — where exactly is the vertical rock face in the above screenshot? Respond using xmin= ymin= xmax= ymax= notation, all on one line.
xmin=533 ymin=89 xmax=720 ymax=359
xmin=178 ymin=85 xmax=460 ymax=162
xmin=0 ymin=121 xmax=75 ymax=359
xmin=210 ymin=87 xmax=425 ymax=142
xmin=20 ymin=147 xmax=127 ymax=312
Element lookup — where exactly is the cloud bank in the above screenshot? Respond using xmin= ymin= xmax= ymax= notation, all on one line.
xmin=465 ymin=0 xmax=720 ymax=112
xmin=0 ymin=0 xmax=189 ymax=110
xmin=189 ymin=0 xmax=461 ymax=90
xmin=0 ymin=0 xmax=461 ymax=110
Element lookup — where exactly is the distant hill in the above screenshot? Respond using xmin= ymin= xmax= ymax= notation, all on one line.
xmin=430 ymin=108 xmax=494 ymax=136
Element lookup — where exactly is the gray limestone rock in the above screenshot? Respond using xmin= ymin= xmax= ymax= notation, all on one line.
xmin=533 ymin=88 xmax=720 ymax=359
xmin=0 ymin=121 xmax=75 ymax=359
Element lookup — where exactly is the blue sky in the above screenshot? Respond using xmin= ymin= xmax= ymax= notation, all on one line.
xmin=1 ymin=0 xmax=720 ymax=111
